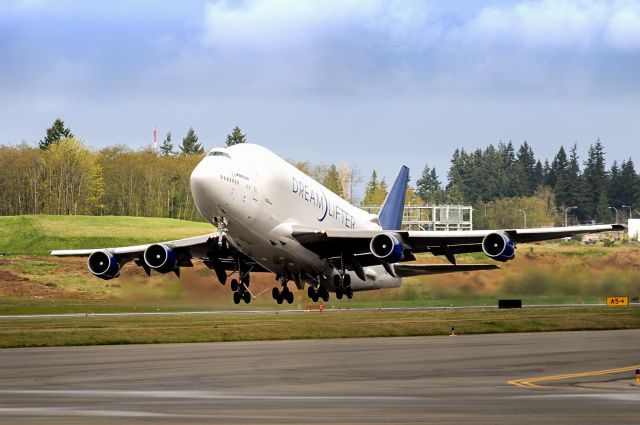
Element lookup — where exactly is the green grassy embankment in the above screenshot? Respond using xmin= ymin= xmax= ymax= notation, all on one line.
xmin=0 ymin=215 xmax=212 ymax=255
xmin=0 ymin=307 xmax=638 ymax=348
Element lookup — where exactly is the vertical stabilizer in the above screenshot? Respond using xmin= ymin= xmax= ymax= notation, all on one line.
xmin=378 ymin=166 xmax=409 ymax=230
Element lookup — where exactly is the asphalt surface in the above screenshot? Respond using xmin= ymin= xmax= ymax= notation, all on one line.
xmin=1 ymin=330 xmax=639 ymax=424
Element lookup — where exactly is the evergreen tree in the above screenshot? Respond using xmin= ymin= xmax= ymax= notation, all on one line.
xmin=566 ymin=144 xmax=591 ymax=222
xmin=159 ymin=132 xmax=174 ymax=156
xmin=323 ymin=164 xmax=343 ymax=197
xmin=39 ymin=118 xmax=73 ymax=150
xmin=550 ymin=146 xmax=570 ymax=207
xmin=515 ymin=141 xmax=536 ymax=196
xmin=225 ymin=126 xmax=247 ymax=146
xmin=533 ymin=160 xmax=545 ymax=191
xmin=416 ymin=164 xmax=444 ymax=204
xmin=607 ymin=161 xmax=622 ymax=208
xmin=180 ymin=127 xmax=203 ymax=154
xmin=584 ymin=140 xmax=609 ymax=222
xmin=619 ymin=159 xmax=639 ymax=214
xmin=363 ymin=170 xmax=379 ymax=205
xmin=500 ymin=141 xmax=517 ymax=197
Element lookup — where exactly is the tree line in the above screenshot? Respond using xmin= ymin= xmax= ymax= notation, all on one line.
xmin=0 ymin=120 xmax=250 ymax=219
xmin=2 ymin=119 xmax=638 ymax=228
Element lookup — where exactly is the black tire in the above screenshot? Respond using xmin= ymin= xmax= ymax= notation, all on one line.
xmin=311 ymin=294 xmax=319 ymax=303
xmin=346 ymin=287 xmax=353 ymax=299
xmin=333 ymin=275 xmax=341 ymax=288
xmin=272 ymin=287 xmax=279 ymax=300
xmin=343 ymin=274 xmax=351 ymax=286
xmin=307 ymin=286 xmax=316 ymax=299
xmin=321 ymin=290 xmax=329 ymax=302
xmin=230 ymin=279 xmax=238 ymax=292
xmin=243 ymin=291 xmax=251 ymax=304
xmin=233 ymin=291 xmax=241 ymax=304
xmin=276 ymin=295 xmax=284 ymax=305
xmin=285 ymin=290 xmax=294 ymax=304
xmin=336 ymin=289 xmax=343 ymax=300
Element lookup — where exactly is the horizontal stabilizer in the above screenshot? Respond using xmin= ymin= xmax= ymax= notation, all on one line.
xmin=394 ymin=263 xmax=499 ymax=277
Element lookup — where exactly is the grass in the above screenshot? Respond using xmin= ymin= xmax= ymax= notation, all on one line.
xmin=0 ymin=215 xmax=212 ymax=255
xmin=0 ymin=306 xmax=638 ymax=348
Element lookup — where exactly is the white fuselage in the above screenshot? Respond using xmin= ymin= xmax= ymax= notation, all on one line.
xmin=189 ymin=144 xmax=401 ymax=291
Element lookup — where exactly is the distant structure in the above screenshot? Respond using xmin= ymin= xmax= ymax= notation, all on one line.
xmin=360 ymin=205 xmax=473 ymax=231
xmin=628 ymin=219 xmax=640 ymax=241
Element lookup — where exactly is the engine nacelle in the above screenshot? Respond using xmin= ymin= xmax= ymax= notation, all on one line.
xmin=143 ymin=243 xmax=177 ymax=273
xmin=370 ymin=233 xmax=404 ymax=263
xmin=87 ymin=250 xmax=120 ymax=280
xmin=482 ymin=232 xmax=515 ymax=262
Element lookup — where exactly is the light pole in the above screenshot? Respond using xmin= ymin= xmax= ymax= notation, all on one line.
xmin=608 ymin=206 xmax=619 ymax=224
xmin=622 ymin=205 xmax=632 ymax=220
xmin=565 ymin=206 xmax=577 ymax=227
xmin=517 ymin=209 xmax=527 ymax=228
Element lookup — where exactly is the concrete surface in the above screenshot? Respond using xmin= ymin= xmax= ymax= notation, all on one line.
xmin=1 ymin=329 xmax=639 ymax=424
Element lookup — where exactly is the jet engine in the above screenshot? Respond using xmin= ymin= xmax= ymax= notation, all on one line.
xmin=370 ymin=233 xmax=404 ymax=263
xmin=87 ymin=250 xmax=120 ymax=280
xmin=143 ymin=243 xmax=177 ymax=273
xmin=482 ymin=232 xmax=515 ymax=262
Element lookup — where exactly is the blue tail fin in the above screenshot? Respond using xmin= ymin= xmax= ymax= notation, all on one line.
xmin=378 ymin=166 xmax=409 ymax=230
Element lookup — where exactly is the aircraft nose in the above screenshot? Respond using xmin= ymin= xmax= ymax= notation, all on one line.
xmin=190 ymin=158 xmax=218 ymax=219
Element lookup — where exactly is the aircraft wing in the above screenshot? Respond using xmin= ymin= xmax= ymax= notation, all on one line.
xmin=50 ymin=232 xmax=267 ymax=281
xmin=291 ymin=224 xmax=625 ymax=266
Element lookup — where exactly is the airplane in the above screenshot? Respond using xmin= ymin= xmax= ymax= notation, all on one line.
xmin=51 ymin=143 xmax=624 ymax=305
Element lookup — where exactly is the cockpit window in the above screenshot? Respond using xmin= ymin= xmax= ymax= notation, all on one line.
xmin=207 ymin=150 xmax=231 ymax=159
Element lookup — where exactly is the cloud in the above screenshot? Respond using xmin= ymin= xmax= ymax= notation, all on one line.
xmin=606 ymin=4 xmax=640 ymax=50
xmin=202 ymin=0 xmax=438 ymax=51
xmin=202 ymin=0 xmax=640 ymax=52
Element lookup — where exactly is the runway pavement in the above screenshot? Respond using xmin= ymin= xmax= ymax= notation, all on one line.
xmin=1 ymin=330 xmax=639 ymax=424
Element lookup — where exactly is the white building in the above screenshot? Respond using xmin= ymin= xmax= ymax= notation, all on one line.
xmin=628 ymin=219 xmax=640 ymax=241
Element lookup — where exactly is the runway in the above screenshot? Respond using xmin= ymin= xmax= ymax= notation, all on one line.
xmin=1 ymin=330 xmax=639 ymax=424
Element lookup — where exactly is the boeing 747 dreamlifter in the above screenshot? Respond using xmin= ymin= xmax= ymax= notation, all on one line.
xmin=52 ymin=144 xmax=624 ymax=304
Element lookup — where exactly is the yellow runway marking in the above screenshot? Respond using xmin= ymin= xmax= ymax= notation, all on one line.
xmin=508 ymin=365 xmax=640 ymax=389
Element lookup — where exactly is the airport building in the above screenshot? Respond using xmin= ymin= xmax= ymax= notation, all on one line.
xmin=360 ymin=205 xmax=473 ymax=231
xmin=628 ymin=219 xmax=640 ymax=241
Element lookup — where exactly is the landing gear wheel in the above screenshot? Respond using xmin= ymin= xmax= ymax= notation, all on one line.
xmin=345 ymin=287 xmax=353 ymax=299
xmin=276 ymin=294 xmax=284 ymax=304
xmin=243 ymin=290 xmax=251 ymax=304
xmin=343 ymin=274 xmax=351 ymax=286
xmin=307 ymin=286 xmax=315 ymax=299
xmin=320 ymin=288 xmax=329 ymax=302
xmin=285 ymin=290 xmax=294 ymax=304
xmin=272 ymin=287 xmax=280 ymax=300
xmin=335 ymin=288 xmax=343 ymax=300
xmin=233 ymin=291 xmax=241 ymax=304
xmin=333 ymin=275 xmax=341 ymax=288
xmin=230 ymin=279 xmax=238 ymax=292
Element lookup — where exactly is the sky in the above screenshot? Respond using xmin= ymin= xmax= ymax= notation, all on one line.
xmin=1 ymin=0 xmax=640 ymax=194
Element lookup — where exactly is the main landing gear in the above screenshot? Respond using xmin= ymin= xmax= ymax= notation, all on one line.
xmin=307 ymin=285 xmax=329 ymax=303
xmin=333 ymin=273 xmax=353 ymax=300
xmin=272 ymin=273 xmax=294 ymax=304
xmin=231 ymin=273 xmax=251 ymax=304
